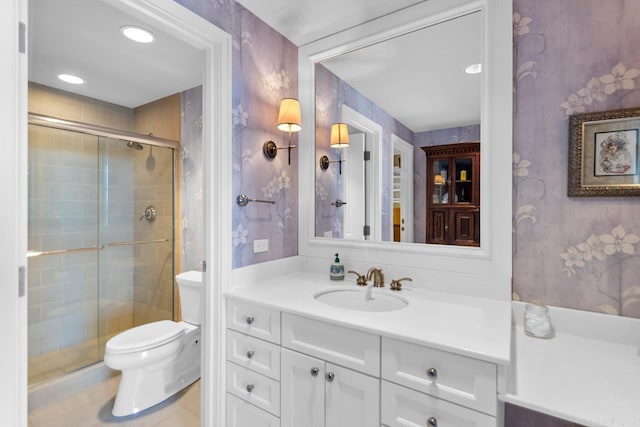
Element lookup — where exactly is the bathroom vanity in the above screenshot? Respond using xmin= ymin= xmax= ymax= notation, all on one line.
xmin=224 ymin=272 xmax=511 ymax=427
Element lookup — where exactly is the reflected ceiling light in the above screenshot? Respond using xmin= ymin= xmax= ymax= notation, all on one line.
xmin=319 ymin=123 xmax=349 ymax=174
xmin=263 ymin=98 xmax=302 ymax=165
xmin=121 ymin=25 xmax=155 ymax=43
xmin=58 ymin=74 xmax=84 ymax=85
xmin=465 ymin=63 xmax=482 ymax=74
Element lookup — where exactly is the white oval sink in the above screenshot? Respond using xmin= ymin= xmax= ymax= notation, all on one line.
xmin=314 ymin=288 xmax=408 ymax=312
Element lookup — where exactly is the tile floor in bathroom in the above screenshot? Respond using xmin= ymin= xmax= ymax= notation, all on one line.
xmin=28 ymin=338 xmax=103 ymax=384
xmin=28 ymin=376 xmax=200 ymax=427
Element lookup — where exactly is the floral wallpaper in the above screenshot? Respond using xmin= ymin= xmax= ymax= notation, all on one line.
xmin=175 ymin=0 xmax=298 ymax=269
xmin=180 ymin=86 xmax=204 ymax=272
xmin=512 ymin=0 xmax=640 ymax=318
xmin=314 ymin=63 xmax=413 ymax=241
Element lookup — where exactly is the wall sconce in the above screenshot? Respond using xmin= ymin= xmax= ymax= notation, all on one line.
xmin=319 ymin=123 xmax=350 ymax=174
xmin=263 ymin=98 xmax=302 ymax=165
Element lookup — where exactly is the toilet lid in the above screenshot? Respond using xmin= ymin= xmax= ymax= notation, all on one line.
xmin=106 ymin=320 xmax=185 ymax=354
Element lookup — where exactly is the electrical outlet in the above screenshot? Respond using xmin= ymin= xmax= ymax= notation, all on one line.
xmin=253 ymin=239 xmax=269 ymax=253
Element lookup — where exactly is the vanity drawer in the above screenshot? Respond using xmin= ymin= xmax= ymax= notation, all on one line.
xmin=281 ymin=313 xmax=380 ymax=377
xmin=227 ymin=299 xmax=281 ymax=344
xmin=381 ymin=337 xmax=496 ymax=415
xmin=227 ymin=362 xmax=281 ymax=417
xmin=227 ymin=329 xmax=281 ymax=380
xmin=227 ymin=393 xmax=280 ymax=427
xmin=381 ymin=380 xmax=496 ymax=427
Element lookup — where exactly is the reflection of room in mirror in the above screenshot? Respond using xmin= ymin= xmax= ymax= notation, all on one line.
xmin=314 ymin=11 xmax=481 ymax=245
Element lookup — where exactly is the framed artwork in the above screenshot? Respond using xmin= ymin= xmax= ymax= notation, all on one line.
xmin=568 ymin=107 xmax=640 ymax=197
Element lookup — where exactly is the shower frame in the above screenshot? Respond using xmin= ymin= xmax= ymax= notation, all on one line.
xmin=27 ymin=112 xmax=181 ymax=381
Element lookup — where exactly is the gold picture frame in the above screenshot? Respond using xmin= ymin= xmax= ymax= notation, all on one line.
xmin=568 ymin=107 xmax=640 ymax=197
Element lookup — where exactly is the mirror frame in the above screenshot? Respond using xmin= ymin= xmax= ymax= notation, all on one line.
xmin=298 ymin=0 xmax=513 ymax=300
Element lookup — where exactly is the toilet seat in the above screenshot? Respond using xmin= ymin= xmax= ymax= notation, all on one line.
xmin=106 ymin=320 xmax=184 ymax=354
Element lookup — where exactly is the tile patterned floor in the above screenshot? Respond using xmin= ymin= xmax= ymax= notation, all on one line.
xmin=28 ymin=376 xmax=200 ymax=427
xmin=28 ymin=336 xmax=115 ymax=384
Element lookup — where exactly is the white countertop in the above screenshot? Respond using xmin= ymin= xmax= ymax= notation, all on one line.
xmin=225 ymin=272 xmax=512 ymax=365
xmin=501 ymin=302 xmax=640 ymax=427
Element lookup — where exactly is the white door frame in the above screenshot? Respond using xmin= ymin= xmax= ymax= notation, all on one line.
xmin=341 ymin=105 xmax=382 ymax=241
xmin=391 ymin=134 xmax=414 ymax=243
xmin=4 ymin=1 xmax=232 ymax=425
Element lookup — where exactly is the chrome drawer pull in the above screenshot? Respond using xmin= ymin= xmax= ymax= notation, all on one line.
xmin=427 ymin=416 xmax=438 ymax=426
xmin=246 ymin=350 xmax=255 ymax=359
xmin=246 ymin=316 xmax=255 ymax=325
xmin=310 ymin=367 xmax=320 ymax=377
xmin=246 ymin=384 xmax=255 ymax=393
xmin=427 ymin=368 xmax=438 ymax=380
xmin=325 ymin=372 xmax=335 ymax=382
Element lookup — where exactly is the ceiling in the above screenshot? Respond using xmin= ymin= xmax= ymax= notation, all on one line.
xmin=29 ymin=0 xmax=203 ymax=108
xmin=29 ymin=0 xmax=480 ymax=132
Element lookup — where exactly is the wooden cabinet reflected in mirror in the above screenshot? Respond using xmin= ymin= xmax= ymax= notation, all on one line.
xmin=423 ymin=142 xmax=480 ymax=246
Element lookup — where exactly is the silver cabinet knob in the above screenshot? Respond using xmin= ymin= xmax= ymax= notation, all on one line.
xmin=427 ymin=368 xmax=438 ymax=380
xmin=246 ymin=316 xmax=255 ymax=325
xmin=325 ymin=372 xmax=335 ymax=382
xmin=310 ymin=367 xmax=320 ymax=377
xmin=246 ymin=384 xmax=254 ymax=393
xmin=427 ymin=417 xmax=438 ymax=427
xmin=246 ymin=350 xmax=255 ymax=359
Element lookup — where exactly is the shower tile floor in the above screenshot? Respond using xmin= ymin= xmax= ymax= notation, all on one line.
xmin=28 ymin=338 xmax=104 ymax=384
xmin=28 ymin=376 xmax=200 ymax=427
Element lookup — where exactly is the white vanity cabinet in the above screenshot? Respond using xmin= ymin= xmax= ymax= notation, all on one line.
xmin=280 ymin=311 xmax=381 ymax=427
xmin=381 ymin=337 xmax=498 ymax=426
xmin=281 ymin=348 xmax=380 ymax=427
xmin=226 ymin=300 xmax=282 ymax=427
xmin=225 ymin=296 xmax=503 ymax=427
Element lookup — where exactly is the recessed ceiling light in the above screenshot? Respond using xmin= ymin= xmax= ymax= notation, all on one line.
xmin=465 ymin=63 xmax=482 ymax=74
xmin=121 ymin=26 xmax=155 ymax=43
xmin=58 ymin=74 xmax=84 ymax=85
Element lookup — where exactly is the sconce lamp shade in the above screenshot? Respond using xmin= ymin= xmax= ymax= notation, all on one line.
xmin=330 ymin=123 xmax=350 ymax=148
xmin=276 ymin=98 xmax=302 ymax=132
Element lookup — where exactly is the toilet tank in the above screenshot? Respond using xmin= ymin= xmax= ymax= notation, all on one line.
xmin=176 ymin=271 xmax=203 ymax=325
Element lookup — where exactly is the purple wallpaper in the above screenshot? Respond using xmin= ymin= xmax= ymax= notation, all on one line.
xmin=175 ymin=0 xmax=298 ymax=269
xmin=512 ymin=0 xmax=640 ymax=318
xmin=314 ymin=63 xmax=413 ymax=241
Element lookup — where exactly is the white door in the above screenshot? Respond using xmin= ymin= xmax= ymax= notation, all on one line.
xmin=281 ymin=348 xmax=325 ymax=427
xmin=325 ymin=363 xmax=380 ymax=427
xmin=343 ymin=132 xmax=366 ymax=240
xmin=1 ymin=0 xmax=28 ymax=424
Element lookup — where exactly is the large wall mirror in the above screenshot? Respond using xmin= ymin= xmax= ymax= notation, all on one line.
xmin=314 ymin=11 xmax=481 ymax=245
xmin=298 ymin=0 xmax=513 ymax=299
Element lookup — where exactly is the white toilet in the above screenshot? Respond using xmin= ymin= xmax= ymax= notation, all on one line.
xmin=104 ymin=270 xmax=203 ymax=417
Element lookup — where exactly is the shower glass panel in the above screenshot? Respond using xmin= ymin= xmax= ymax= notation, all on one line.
xmin=27 ymin=122 xmax=175 ymax=385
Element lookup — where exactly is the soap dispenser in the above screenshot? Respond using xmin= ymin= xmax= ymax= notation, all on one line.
xmin=330 ymin=253 xmax=345 ymax=281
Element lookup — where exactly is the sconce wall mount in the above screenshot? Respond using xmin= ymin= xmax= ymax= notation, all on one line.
xmin=263 ymin=98 xmax=301 ymax=165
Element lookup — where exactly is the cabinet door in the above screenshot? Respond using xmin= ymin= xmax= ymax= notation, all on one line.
xmin=281 ymin=348 xmax=325 ymax=427
xmin=227 ymin=393 xmax=280 ymax=427
xmin=428 ymin=208 xmax=448 ymax=244
xmin=325 ymin=363 xmax=380 ymax=427
xmin=450 ymin=208 xmax=479 ymax=246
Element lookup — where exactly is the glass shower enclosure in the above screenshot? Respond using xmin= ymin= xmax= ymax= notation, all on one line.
xmin=27 ymin=114 xmax=176 ymax=385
